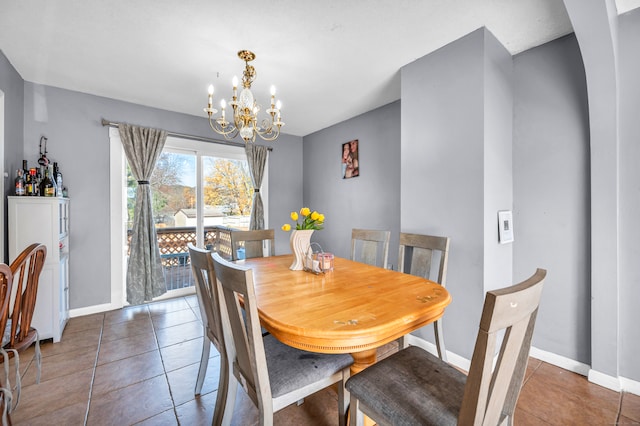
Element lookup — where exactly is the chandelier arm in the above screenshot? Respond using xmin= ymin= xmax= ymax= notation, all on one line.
xmin=209 ymin=117 xmax=240 ymax=140
xmin=255 ymin=128 xmax=281 ymax=142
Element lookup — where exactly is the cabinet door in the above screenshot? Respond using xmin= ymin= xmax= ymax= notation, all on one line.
xmin=31 ymin=266 xmax=55 ymax=340
xmin=58 ymin=200 xmax=69 ymax=238
xmin=59 ymin=255 xmax=70 ymax=328
xmin=8 ymin=200 xmax=57 ymax=264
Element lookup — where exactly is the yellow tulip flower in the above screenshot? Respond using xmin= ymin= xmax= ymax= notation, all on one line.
xmin=318 ymin=214 xmax=325 ymax=223
xmin=300 ymin=207 xmax=311 ymax=217
xmin=290 ymin=211 xmax=299 ymax=221
xmin=282 ymin=224 xmax=291 ymax=231
xmin=311 ymin=211 xmax=320 ymax=221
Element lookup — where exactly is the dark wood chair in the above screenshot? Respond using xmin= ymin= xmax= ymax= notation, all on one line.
xmin=0 ymin=263 xmax=13 ymax=348
xmin=350 ymin=228 xmax=390 ymax=269
xmin=0 ymin=263 xmax=13 ymax=421
xmin=0 ymin=244 xmax=47 ymax=411
xmin=230 ymin=229 xmax=275 ymax=260
xmin=0 ymin=381 xmax=11 ymax=426
xmin=212 ymin=253 xmax=353 ymax=425
xmin=7 ymin=244 xmax=47 ymax=375
xmin=397 ymin=232 xmax=450 ymax=358
xmin=187 ymin=243 xmax=228 ymax=426
xmin=346 ymin=269 xmax=546 ymax=426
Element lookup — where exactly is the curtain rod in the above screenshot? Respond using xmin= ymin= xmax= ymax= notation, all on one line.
xmin=101 ymin=118 xmax=273 ymax=151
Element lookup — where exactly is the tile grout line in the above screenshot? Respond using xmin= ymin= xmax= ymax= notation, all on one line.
xmin=615 ymin=391 xmax=624 ymax=424
xmin=83 ymin=315 xmax=106 ymax=426
xmin=148 ymin=299 xmax=182 ymax=424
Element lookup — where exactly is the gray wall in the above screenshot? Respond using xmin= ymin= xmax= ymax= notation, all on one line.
xmin=618 ymin=8 xmax=640 ymax=380
xmin=21 ymin=82 xmax=302 ymax=309
xmin=513 ymin=35 xmax=591 ymax=363
xmin=4 ymin=11 xmax=640 ymax=384
xmin=482 ymin=29 xmax=514 ymax=293
xmin=400 ymin=28 xmax=513 ymax=359
xmin=302 ymin=101 xmax=401 ymax=266
xmin=269 ymin=133 xmax=304 ymax=256
xmin=0 ymin=50 xmax=25 ymax=261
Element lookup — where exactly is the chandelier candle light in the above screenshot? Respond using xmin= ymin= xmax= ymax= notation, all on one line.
xmin=204 ymin=50 xmax=284 ymax=143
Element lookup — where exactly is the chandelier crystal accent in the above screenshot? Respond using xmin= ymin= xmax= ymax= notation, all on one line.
xmin=204 ymin=50 xmax=284 ymax=143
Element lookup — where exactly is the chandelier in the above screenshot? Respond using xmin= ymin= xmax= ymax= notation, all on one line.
xmin=204 ymin=50 xmax=284 ymax=143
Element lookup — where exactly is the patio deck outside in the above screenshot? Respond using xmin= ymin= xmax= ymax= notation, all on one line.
xmin=127 ymin=223 xmax=247 ymax=291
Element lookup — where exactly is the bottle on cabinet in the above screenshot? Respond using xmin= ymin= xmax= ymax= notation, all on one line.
xmin=14 ymin=169 xmax=25 ymax=196
xmin=53 ymin=162 xmax=63 ymax=197
xmin=25 ymin=168 xmax=33 ymax=196
xmin=39 ymin=165 xmax=57 ymax=197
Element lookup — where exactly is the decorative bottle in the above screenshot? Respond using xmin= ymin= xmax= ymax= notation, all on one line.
xmin=25 ymin=169 xmax=33 ymax=196
xmin=53 ymin=162 xmax=63 ymax=197
xmin=14 ymin=169 xmax=25 ymax=196
xmin=29 ymin=168 xmax=37 ymax=196
xmin=39 ymin=165 xmax=57 ymax=197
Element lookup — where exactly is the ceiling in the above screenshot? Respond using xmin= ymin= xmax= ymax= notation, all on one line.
xmin=0 ymin=1 xmax=638 ymax=137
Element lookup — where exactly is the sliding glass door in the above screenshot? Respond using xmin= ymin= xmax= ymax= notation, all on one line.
xmin=122 ymin=136 xmax=259 ymax=299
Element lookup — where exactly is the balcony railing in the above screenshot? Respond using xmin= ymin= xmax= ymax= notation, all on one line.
xmin=127 ymin=225 xmax=237 ymax=291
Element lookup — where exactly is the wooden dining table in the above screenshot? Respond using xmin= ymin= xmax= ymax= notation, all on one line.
xmin=238 ymin=254 xmax=452 ymax=375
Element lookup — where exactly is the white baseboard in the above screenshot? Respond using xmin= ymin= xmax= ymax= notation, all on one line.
xmin=68 ymin=305 xmax=640 ymax=398
xmin=621 ymin=377 xmax=640 ymax=396
xmin=530 ymin=346 xmax=640 ymax=396
xmin=69 ymin=302 xmax=118 ymax=318
xmin=69 ymin=288 xmax=196 ymax=319
xmin=407 ymin=338 xmax=640 ymax=396
xmin=529 ymin=346 xmax=591 ymax=377
xmin=588 ymin=369 xmax=622 ymax=392
xmin=406 ymin=334 xmax=471 ymax=372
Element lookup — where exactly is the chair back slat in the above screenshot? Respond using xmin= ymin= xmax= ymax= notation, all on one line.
xmin=212 ymin=253 xmax=272 ymax=409
xmin=0 ymin=264 xmax=13 ymax=346
xmin=459 ymin=268 xmax=546 ymax=425
xmin=187 ymin=244 xmax=224 ymax=348
xmin=408 ymin=247 xmax=433 ymax=278
xmin=230 ymin=229 xmax=275 ymax=260
xmin=351 ymin=229 xmax=390 ymax=269
xmin=398 ymin=232 xmax=450 ymax=285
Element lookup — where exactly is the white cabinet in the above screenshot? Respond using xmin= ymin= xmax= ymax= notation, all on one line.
xmin=8 ymin=196 xmax=70 ymax=342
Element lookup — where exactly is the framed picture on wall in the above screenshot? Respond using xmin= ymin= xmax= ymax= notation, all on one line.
xmin=341 ymin=139 xmax=359 ymax=179
xmin=498 ymin=210 xmax=514 ymax=244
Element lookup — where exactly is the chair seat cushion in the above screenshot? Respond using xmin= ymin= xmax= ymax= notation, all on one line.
xmin=263 ymin=334 xmax=353 ymax=398
xmin=345 ymin=345 xmax=466 ymax=426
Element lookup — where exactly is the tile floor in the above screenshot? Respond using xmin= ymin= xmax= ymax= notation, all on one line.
xmin=5 ymin=294 xmax=640 ymax=425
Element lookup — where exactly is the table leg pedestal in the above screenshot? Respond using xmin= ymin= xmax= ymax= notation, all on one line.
xmin=349 ymin=348 xmax=378 ymax=426
xmin=350 ymin=348 xmax=377 ymax=375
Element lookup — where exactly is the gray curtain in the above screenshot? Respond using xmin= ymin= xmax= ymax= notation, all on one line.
xmin=245 ymin=144 xmax=268 ymax=230
xmin=119 ymin=123 xmax=167 ymax=304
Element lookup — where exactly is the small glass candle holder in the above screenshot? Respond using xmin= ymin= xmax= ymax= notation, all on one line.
xmin=317 ymin=252 xmax=334 ymax=272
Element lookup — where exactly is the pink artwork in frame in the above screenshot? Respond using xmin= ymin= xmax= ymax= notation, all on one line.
xmin=341 ymin=139 xmax=359 ymax=179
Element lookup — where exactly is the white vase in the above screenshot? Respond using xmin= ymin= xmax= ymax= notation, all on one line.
xmin=289 ymin=229 xmax=314 ymax=270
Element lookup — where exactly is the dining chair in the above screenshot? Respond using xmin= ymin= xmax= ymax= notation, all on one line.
xmin=187 ymin=243 xmax=228 ymax=426
xmin=3 ymin=243 xmax=47 ymax=410
xmin=230 ymin=229 xmax=275 ymax=261
xmin=346 ymin=268 xmax=546 ymax=426
xmin=0 ymin=263 xmax=13 ymax=349
xmin=350 ymin=228 xmax=390 ymax=269
xmin=0 ymin=383 xmax=10 ymax=426
xmin=397 ymin=232 xmax=450 ymax=359
xmin=211 ymin=253 xmax=353 ymax=426
xmin=0 ymin=263 xmax=14 ymax=417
